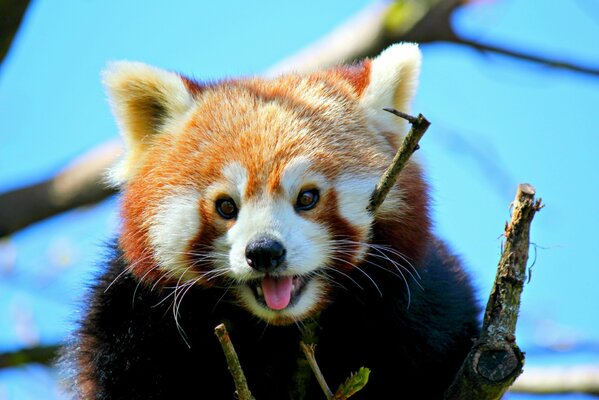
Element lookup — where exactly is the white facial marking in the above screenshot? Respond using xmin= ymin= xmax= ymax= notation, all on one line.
xmin=206 ymin=162 xmax=248 ymax=206
xmin=280 ymin=156 xmax=327 ymax=198
xmin=222 ymin=162 xmax=249 ymax=199
xmin=335 ymin=174 xmax=378 ymax=229
xmin=211 ymin=157 xmax=334 ymax=323
xmin=224 ymin=196 xmax=330 ymax=280
xmin=148 ymin=189 xmax=201 ymax=278
xmin=337 ymin=173 xmax=406 ymax=224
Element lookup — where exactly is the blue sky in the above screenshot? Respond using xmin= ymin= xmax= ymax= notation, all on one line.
xmin=1 ymin=0 xmax=598 ymax=398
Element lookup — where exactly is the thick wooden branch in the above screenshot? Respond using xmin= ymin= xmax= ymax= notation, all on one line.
xmin=3 ymin=0 xmax=591 ymax=236
xmin=266 ymin=0 xmax=462 ymax=76
xmin=0 ymin=141 xmax=121 ymax=237
xmin=444 ymin=184 xmax=543 ymax=400
xmin=214 ymin=323 xmax=255 ymax=400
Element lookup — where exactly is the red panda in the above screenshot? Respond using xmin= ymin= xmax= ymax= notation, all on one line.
xmin=68 ymin=43 xmax=479 ymax=399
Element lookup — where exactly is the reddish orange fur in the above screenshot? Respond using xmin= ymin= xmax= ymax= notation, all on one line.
xmin=119 ymin=64 xmax=429 ymax=284
xmin=334 ymin=59 xmax=372 ymax=96
xmin=72 ymin=47 xmax=483 ymax=400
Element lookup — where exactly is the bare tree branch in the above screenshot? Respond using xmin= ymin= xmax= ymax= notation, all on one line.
xmin=367 ymin=109 xmax=430 ymax=212
xmin=510 ymin=365 xmax=599 ymax=395
xmin=2 ymin=0 xmax=595 ymax=237
xmin=300 ymin=342 xmax=333 ymax=400
xmin=266 ymin=0 xmax=462 ymax=76
xmin=268 ymin=0 xmax=599 ymax=77
xmin=214 ymin=323 xmax=255 ymax=400
xmin=0 ymin=0 xmax=30 ymax=66
xmin=444 ymin=184 xmax=543 ymax=400
xmin=0 ymin=141 xmax=121 ymax=237
xmin=450 ymin=37 xmax=599 ymax=77
xmin=0 ymin=344 xmax=60 ymax=368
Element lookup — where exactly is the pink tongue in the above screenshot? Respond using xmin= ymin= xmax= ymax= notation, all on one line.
xmin=261 ymin=276 xmax=293 ymax=310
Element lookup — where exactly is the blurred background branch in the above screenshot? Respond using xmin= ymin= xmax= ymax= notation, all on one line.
xmin=511 ymin=366 xmax=599 ymax=396
xmin=2 ymin=0 xmax=599 ymax=238
xmin=0 ymin=142 xmax=121 ymax=237
xmin=0 ymin=344 xmax=60 ymax=369
xmin=0 ymin=0 xmax=30 ymax=66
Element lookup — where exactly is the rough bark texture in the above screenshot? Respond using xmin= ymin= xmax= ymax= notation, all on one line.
xmin=214 ymin=323 xmax=255 ymax=400
xmin=444 ymin=184 xmax=543 ymax=400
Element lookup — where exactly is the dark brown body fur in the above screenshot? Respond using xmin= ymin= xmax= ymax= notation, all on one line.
xmin=69 ymin=235 xmax=478 ymax=399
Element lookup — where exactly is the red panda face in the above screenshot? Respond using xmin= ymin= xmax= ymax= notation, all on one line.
xmin=105 ymin=44 xmax=425 ymax=325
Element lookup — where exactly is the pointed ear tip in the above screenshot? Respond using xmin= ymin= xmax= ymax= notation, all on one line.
xmin=102 ymin=61 xmax=158 ymax=87
xmin=102 ymin=61 xmax=134 ymax=87
xmin=375 ymin=42 xmax=422 ymax=68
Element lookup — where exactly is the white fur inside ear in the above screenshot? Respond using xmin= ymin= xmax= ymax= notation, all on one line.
xmin=103 ymin=61 xmax=195 ymax=130
xmin=103 ymin=61 xmax=196 ymax=186
xmin=360 ymin=43 xmax=422 ymax=137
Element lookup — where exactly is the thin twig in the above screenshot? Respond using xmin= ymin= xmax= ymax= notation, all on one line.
xmin=3 ymin=0 xmax=598 ymax=237
xmin=451 ymin=37 xmax=599 ymax=77
xmin=367 ymin=109 xmax=430 ymax=213
xmin=300 ymin=341 xmax=333 ymax=400
xmin=444 ymin=184 xmax=543 ymax=400
xmin=292 ymin=318 xmax=322 ymax=400
xmin=214 ymin=323 xmax=255 ymax=400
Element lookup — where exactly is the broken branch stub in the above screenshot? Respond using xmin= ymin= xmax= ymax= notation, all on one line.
xmin=444 ymin=183 xmax=543 ymax=400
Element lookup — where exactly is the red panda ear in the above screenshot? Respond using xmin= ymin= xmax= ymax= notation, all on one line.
xmin=357 ymin=43 xmax=422 ymax=145
xmin=103 ymin=62 xmax=198 ymax=185
xmin=334 ymin=59 xmax=372 ymax=97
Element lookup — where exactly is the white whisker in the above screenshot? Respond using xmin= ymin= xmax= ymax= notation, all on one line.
xmin=328 ymin=255 xmax=382 ymax=296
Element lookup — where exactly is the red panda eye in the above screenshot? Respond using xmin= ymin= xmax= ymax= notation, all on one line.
xmin=296 ymin=189 xmax=319 ymax=211
xmin=216 ymin=198 xmax=238 ymax=219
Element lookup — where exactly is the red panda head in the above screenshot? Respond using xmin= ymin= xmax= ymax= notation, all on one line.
xmin=104 ymin=43 xmax=429 ymax=325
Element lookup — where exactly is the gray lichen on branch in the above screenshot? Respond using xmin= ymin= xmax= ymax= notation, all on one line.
xmin=444 ymin=183 xmax=543 ymax=400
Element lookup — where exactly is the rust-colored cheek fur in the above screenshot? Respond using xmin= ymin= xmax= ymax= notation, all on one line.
xmin=119 ymin=182 xmax=157 ymax=280
xmin=117 ymin=59 xmax=421 ymax=285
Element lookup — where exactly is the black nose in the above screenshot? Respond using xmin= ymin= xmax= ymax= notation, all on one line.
xmin=245 ymin=236 xmax=287 ymax=273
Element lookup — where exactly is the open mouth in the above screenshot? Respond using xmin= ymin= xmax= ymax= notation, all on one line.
xmin=248 ymin=275 xmax=310 ymax=311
